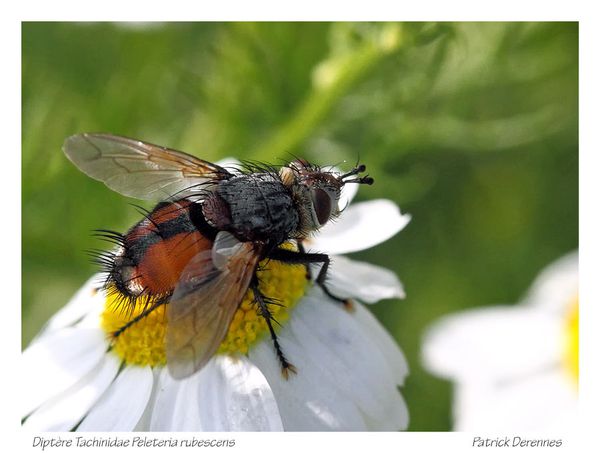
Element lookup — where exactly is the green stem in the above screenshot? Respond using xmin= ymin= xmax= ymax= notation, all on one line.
xmin=253 ymin=24 xmax=405 ymax=160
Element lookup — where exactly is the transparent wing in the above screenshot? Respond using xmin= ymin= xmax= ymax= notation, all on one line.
xmin=166 ymin=232 xmax=260 ymax=379
xmin=63 ymin=133 xmax=232 ymax=200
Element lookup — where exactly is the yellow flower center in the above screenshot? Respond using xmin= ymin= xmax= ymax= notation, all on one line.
xmin=563 ymin=296 xmax=578 ymax=385
xmin=100 ymin=245 xmax=308 ymax=367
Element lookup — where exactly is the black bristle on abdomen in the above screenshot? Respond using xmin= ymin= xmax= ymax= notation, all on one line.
xmin=92 ymin=229 xmax=126 ymax=247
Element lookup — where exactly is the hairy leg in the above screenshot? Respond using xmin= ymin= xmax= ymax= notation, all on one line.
xmin=250 ymin=276 xmax=297 ymax=379
xmin=267 ymin=248 xmax=354 ymax=311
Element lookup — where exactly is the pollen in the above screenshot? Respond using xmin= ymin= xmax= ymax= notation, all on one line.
xmin=100 ymin=243 xmax=308 ymax=367
xmin=563 ymin=295 xmax=579 ymax=385
xmin=217 ymin=253 xmax=307 ymax=355
xmin=101 ymin=300 xmax=168 ymax=367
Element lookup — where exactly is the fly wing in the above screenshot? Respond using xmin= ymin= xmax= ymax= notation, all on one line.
xmin=63 ymin=133 xmax=232 ymax=200
xmin=165 ymin=232 xmax=261 ymax=379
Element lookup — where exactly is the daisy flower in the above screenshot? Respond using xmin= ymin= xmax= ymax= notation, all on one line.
xmin=422 ymin=251 xmax=578 ymax=432
xmin=21 ymin=181 xmax=411 ymax=432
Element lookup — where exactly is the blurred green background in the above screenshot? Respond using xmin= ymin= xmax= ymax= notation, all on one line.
xmin=22 ymin=22 xmax=578 ymax=431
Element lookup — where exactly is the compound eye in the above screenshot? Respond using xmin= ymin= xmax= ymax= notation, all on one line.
xmin=311 ymin=188 xmax=332 ymax=226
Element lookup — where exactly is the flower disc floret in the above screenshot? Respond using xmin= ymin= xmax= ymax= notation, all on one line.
xmin=101 ymin=244 xmax=308 ymax=367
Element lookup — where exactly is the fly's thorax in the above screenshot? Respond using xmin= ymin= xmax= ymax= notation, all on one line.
xmin=203 ymin=173 xmax=299 ymax=244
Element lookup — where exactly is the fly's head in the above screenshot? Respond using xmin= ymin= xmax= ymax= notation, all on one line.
xmin=280 ymin=159 xmax=373 ymax=238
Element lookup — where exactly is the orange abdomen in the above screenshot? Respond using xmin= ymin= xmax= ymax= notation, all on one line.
xmin=137 ymin=231 xmax=211 ymax=295
xmin=114 ymin=199 xmax=216 ymax=299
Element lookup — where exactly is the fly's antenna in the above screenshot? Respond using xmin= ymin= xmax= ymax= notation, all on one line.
xmin=340 ymin=163 xmax=374 ymax=185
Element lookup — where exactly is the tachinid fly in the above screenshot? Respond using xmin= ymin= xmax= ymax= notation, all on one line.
xmin=64 ymin=133 xmax=373 ymax=379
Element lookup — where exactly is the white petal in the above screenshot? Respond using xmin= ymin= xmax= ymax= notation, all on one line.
xmin=77 ymin=365 xmax=154 ymax=431
xmin=338 ymin=179 xmax=359 ymax=210
xmin=352 ymin=302 xmax=409 ymax=386
xmin=22 ymin=354 xmax=120 ymax=431
xmin=453 ymin=369 xmax=577 ymax=432
xmin=133 ymin=367 xmax=162 ymax=431
xmin=525 ymin=251 xmax=578 ymax=314
xmin=327 ymin=255 xmax=405 ymax=303
xmin=33 ymin=274 xmax=106 ymax=340
xmin=21 ymin=328 xmax=107 ymax=417
xmin=196 ymin=355 xmax=283 ymax=431
xmin=249 ymin=340 xmax=367 ymax=431
xmin=365 ymin=401 xmax=409 ymax=431
xmin=451 ymin=381 xmax=488 ymax=430
xmin=150 ymin=358 xmax=280 ymax=432
xmin=216 ymin=157 xmax=242 ymax=171
xmin=308 ymin=200 xmax=411 ymax=255
xmin=290 ymin=292 xmax=408 ymax=430
xmin=422 ymin=306 xmax=562 ymax=382
xmin=149 ymin=367 xmax=204 ymax=431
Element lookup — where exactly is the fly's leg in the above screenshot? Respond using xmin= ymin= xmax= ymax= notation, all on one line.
xmin=250 ymin=277 xmax=297 ymax=379
xmin=110 ymin=298 xmax=169 ymax=340
xmin=267 ymin=248 xmax=355 ymax=312
xmin=297 ymin=240 xmax=312 ymax=280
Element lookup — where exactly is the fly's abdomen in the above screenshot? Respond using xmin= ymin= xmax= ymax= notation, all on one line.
xmin=109 ymin=199 xmax=214 ymax=301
